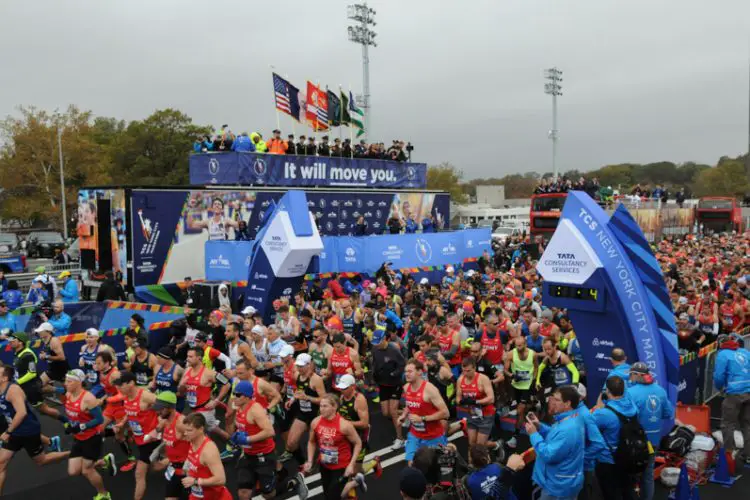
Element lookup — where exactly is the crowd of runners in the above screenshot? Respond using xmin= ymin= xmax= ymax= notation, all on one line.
xmin=0 ymin=231 xmax=747 ymax=499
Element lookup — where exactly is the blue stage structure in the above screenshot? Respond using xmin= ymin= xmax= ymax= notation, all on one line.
xmin=537 ymin=191 xmax=679 ymax=416
xmin=190 ymin=152 xmax=427 ymax=189
xmin=205 ymin=228 xmax=492 ymax=283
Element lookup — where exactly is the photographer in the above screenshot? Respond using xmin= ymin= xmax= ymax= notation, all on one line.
xmin=465 ymin=444 xmax=526 ymax=500
xmin=40 ymin=300 xmax=71 ymax=337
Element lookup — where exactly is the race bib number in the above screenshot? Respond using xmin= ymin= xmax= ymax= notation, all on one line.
xmin=128 ymin=420 xmax=143 ymax=436
xmin=320 ymin=446 xmax=339 ymax=465
xmin=411 ymin=420 xmax=426 ymax=433
xmin=554 ymin=370 xmax=569 ymax=385
xmin=187 ymin=392 xmax=197 ymax=408
xmin=299 ymin=399 xmax=312 ymax=412
xmin=516 ymin=370 xmax=530 ymax=382
xmin=191 ymin=483 xmax=204 ymax=498
xmin=286 ymin=386 xmax=295 ymax=399
xmin=136 ymin=372 xmax=148 ymax=386
xmin=471 ymin=406 xmax=483 ymax=419
xmin=164 ymin=465 xmax=175 ymax=481
xmin=87 ymin=370 xmax=98 ymax=385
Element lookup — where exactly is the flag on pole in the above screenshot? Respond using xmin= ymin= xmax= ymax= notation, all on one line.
xmin=340 ymin=90 xmax=352 ymax=126
xmin=272 ymin=73 xmax=301 ymax=121
xmin=327 ymin=90 xmax=341 ymax=127
xmin=306 ymin=82 xmax=329 ymax=131
xmin=349 ymin=91 xmax=365 ymax=137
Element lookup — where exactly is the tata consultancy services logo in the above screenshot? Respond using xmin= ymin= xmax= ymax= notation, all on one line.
xmin=209 ymin=254 xmax=231 ymax=269
xmin=253 ymin=158 xmax=267 ymax=178
xmin=208 ymin=158 xmax=220 ymax=176
xmin=345 ymin=247 xmax=357 ymax=263
xmin=415 ymin=238 xmax=432 ymax=264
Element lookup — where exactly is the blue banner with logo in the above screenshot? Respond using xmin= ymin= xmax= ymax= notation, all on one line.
xmin=190 ymin=152 xmax=427 ymax=189
xmin=206 ymin=228 xmax=491 ymax=281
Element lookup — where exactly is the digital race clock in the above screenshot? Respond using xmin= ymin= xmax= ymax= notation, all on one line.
xmin=548 ymin=285 xmax=599 ymax=301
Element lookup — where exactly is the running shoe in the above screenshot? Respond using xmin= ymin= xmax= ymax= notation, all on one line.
xmin=102 ymin=453 xmax=118 ymax=477
xmin=392 ymin=438 xmax=405 ymax=450
xmin=354 ymin=472 xmax=368 ymax=493
xmin=295 ymin=472 xmax=310 ymax=500
xmin=93 ymin=492 xmax=112 ymax=500
xmin=219 ymin=448 xmax=236 ymax=461
xmin=458 ymin=417 xmax=468 ymax=437
xmin=506 ymin=436 xmax=518 ymax=449
xmin=120 ymin=458 xmax=136 ymax=472
xmin=278 ymin=450 xmax=294 ymax=462
xmin=373 ymin=456 xmax=383 ymax=478
xmin=48 ymin=435 xmax=61 ymax=453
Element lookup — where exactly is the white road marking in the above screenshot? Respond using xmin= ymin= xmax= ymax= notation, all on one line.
xmin=255 ymin=432 xmax=464 ymax=500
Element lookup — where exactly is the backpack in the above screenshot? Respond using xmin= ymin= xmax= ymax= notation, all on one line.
xmin=606 ymin=407 xmax=650 ymax=474
xmin=659 ymin=425 xmax=695 ymax=457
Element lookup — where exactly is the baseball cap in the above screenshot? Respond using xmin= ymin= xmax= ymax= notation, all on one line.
xmin=242 ymin=306 xmax=257 ymax=316
xmin=157 ymin=346 xmax=174 ymax=360
xmin=335 ymin=374 xmax=356 ymax=390
xmin=153 ymin=391 xmax=178 ymax=410
xmin=251 ymin=325 xmax=265 ymax=336
xmin=9 ymin=332 xmax=28 ymax=344
xmin=86 ymin=327 xmax=100 ymax=338
xmin=58 ymin=270 xmax=71 ymax=279
xmin=678 ymin=312 xmax=689 ymax=321
xmin=233 ymin=380 xmax=254 ymax=398
xmin=630 ymin=361 xmax=650 ymax=375
xmin=466 ymin=270 xmax=475 ymax=277
xmin=371 ymin=329 xmax=386 ymax=345
xmin=66 ymin=369 xmax=86 ymax=383
xmin=195 ymin=332 xmax=209 ymax=343
xmin=35 ymin=322 xmax=54 ymax=334
xmin=35 ymin=265 xmax=46 ymax=273
xmin=400 ymin=467 xmax=427 ymax=499
xmin=678 ymin=297 xmax=688 ymax=305
xmin=279 ymin=344 xmax=295 ymax=358
xmin=419 ymin=278 xmax=429 ymax=285
xmin=295 ymin=353 xmax=313 ymax=366
xmin=446 ymin=266 xmax=454 ymax=273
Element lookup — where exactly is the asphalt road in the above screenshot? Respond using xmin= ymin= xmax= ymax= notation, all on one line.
xmin=2 ymin=400 xmax=747 ymax=499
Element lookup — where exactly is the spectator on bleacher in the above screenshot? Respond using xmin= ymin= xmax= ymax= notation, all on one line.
xmin=0 ymin=300 xmax=15 ymax=333
xmin=96 ymin=271 xmax=127 ymax=302
xmin=213 ymin=124 xmax=235 ymax=151
xmin=404 ymin=214 xmax=418 ymax=234
xmin=305 ymin=137 xmax=317 ymax=156
xmin=387 ymin=212 xmax=404 ymax=235
xmin=367 ymin=143 xmax=380 ymax=158
xmin=235 ymin=220 xmax=251 ymax=241
xmin=26 ymin=278 xmax=48 ymax=306
xmin=354 ymin=140 xmax=367 ymax=158
xmin=422 ymin=214 xmax=434 ymax=233
xmin=268 ymin=129 xmax=288 ymax=154
xmin=57 ymin=270 xmax=79 ymax=303
xmin=331 ymin=138 xmax=342 ymax=157
xmin=232 ymin=132 xmax=254 ymax=152
xmin=675 ymin=188 xmax=686 ymax=208
xmin=193 ymin=135 xmax=213 ymax=153
xmin=250 ymin=132 xmax=268 ymax=153
xmin=2 ymin=281 xmax=23 ymax=311
xmin=652 ymin=184 xmax=665 ymax=201
xmin=342 ymin=138 xmax=353 ymax=158
xmin=318 ymin=135 xmax=330 ymax=156
xmin=287 ymin=134 xmax=297 ymax=155
xmin=296 ymin=135 xmax=306 ymax=155
xmin=352 ymin=215 xmax=368 ymax=236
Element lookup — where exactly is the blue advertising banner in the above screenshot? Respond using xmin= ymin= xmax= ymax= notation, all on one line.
xmin=132 ymin=188 xmax=449 ymax=287
xmin=190 ymin=152 xmax=427 ymax=189
xmin=205 ymin=228 xmax=492 ymax=281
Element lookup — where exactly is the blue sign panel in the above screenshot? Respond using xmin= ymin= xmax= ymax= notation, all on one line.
xmin=190 ymin=152 xmax=427 ymax=189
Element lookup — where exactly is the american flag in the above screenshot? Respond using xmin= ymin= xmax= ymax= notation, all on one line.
xmin=273 ymin=73 xmax=301 ymax=121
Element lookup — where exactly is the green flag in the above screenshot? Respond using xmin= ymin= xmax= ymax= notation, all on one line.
xmin=348 ymin=90 xmax=365 ymax=134
xmin=340 ymin=91 xmax=352 ymax=125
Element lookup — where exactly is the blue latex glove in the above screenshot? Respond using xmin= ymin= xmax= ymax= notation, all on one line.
xmin=230 ymin=431 xmax=250 ymax=446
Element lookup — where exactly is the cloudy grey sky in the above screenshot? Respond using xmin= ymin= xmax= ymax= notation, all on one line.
xmin=1 ymin=0 xmax=749 ymax=179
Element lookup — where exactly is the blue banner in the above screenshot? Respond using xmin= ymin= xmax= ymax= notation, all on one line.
xmin=190 ymin=152 xmax=427 ymax=189
xmin=206 ymin=228 xmax=492 ymax=281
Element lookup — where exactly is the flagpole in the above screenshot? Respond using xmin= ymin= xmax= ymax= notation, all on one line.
xmin=270 ymin=65 xmax=281 ymax=132
xmin=285 ymin=73 xmax=296 ymax=149
xmin=349 ymin=85 xmax=354 ymax=158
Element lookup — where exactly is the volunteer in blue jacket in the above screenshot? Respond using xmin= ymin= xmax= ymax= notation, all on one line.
xmin=592 ymin=376 xmax=638 ymax=499
xmin=574 ymin=385 xmax=609 ymax=500
xmin=0 ymin=300 xmax=16 ymax=335
xmin=526 ymin=385 xmax=585 ymax=500
xmin=42 ymin=300 xmax=72 ymax=337
xmin=1 ymin=282 xmax=23 ymax=311
xmin=597 ymin=347 xmax=630 ymax=406
xmin=627 ymin=361 xmax=674 ymax=500
xmin=57 ymin=271 xmax=79 ymax=303
xmin=713 ymin=333 xmax=750 ymax=466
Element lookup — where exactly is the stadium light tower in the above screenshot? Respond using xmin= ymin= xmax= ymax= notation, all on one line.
xmin=544 ymin=67 xmax=563 ymax=182
xmin=347 ymin=3 xmax=377 ymax=139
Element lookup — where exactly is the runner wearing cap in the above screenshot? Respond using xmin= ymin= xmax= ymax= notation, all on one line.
xmin=94 ymin=350 xmax=135 ymax=471
xmin=178 ymin=348 xmax=232 ymax=452
xmin=9 ymin=331 xmax=59 ymax=418
xmin=181 ymin=413 xmax=232 ymax=500
xmin=335 ymin=374 xmax=370 ymax=473
xmin=130 ymin=335 xmax=157 ymax=388
xmin=249 ymin=325 xmax=270 ymax=377
xmin=37 ymin=321 xmax=69 ymax=392
xmin=280 ymin=352 xmax=325 ymax=464
xmin=152 ymin=347 xmax=184 ymax=409
xmin=228 ymin=380 xmax=277 ymax=500
xmin=303 ymin=394 xmax=363 ymax=500
xmin=80 ymin=328 xmax=112 ymax=388
xmin=0 ymin=364 xmax=69 ymax=495
xmin=115 ymin=371 xmax=160 ymax=499
xmin=60 ymin=369 xmax=113 ymax=499
xmin=398 ymin=359 xmax=450 ymax=465
xmin=150 ymin=391 xmax=191 ymax=500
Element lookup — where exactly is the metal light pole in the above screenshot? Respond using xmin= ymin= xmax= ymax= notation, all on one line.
xmin=544 ymin=67 xmax=563 ymax=182
xmin=57 ymin=127 xmax=68 ymax=240
xmin=347 ymin=3 xmax=377 ymax=139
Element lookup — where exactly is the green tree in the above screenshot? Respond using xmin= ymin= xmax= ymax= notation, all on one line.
xmin=693 ymin=157 xmax=750 ymax=197
xmin=427 ymin=162 xmax=468 ymax=203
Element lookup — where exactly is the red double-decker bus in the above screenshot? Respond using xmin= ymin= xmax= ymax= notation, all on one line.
xmin=530 ymin=192 xmax=567 ymax=240
xmin=695 ymin=196 xmax=743 ymax=234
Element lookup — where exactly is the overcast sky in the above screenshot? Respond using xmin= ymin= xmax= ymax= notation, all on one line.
xmin=1 ymin=0 xmax=749 ymax=179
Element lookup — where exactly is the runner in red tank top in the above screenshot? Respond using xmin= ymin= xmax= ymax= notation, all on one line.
xmin=456 ymin=358 xmax=495 ymax=446
xmin=115 ymin=371 xmax=160 ymax=500
xmin=229 ymin=380 xmax=277 ymax=499
xmin=182 ymin=413 xmax=231 ymax=500
xmin=327 ymin=334 xmax=362 ymax=390
xmin=63 ymin=369 xmax=111 ymax=499
xmin=398 ymin=359 xmax=449 ymax=464
xmin=304 ymin=394 xmax=363 ymax=500
xmin=437 ymin=323 xmax=462 ymax=377
xmin=152 ymin=391 xmax=191 ymax=500
xmin=93 ymin=350 xmax=131 ymax=475
xmin=478 ymin=323 xmax=504 ymax=366
xmin=179 ymin=348 xmax=232 ymax=442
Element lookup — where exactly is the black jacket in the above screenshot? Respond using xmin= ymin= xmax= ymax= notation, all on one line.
xmin=97 ymin=278 xmax=126 ymax=302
